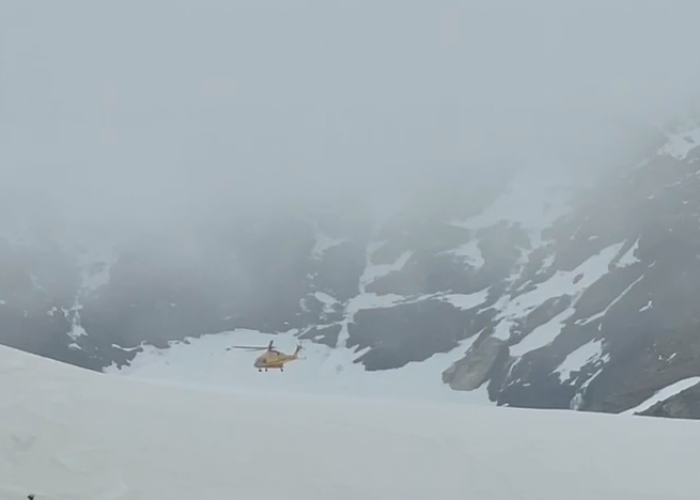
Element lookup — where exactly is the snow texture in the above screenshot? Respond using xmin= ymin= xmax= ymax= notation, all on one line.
xmin=553 ymin=339 xmax=607 ymax=383
xmin=3 ymin=344 xmax=700 ymax=500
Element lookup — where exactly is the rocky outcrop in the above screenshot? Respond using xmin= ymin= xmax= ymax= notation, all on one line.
xmin=442 ymin=337 xmax=509 ymax=391
xmin=640 ymin=383 xmax=700 ymax=419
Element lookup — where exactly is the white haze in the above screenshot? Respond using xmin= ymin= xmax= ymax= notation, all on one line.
xmin=2 ymin=0 xmax=700 ymax=230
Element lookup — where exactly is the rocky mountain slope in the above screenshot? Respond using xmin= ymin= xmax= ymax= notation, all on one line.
xmin=3 ymin=112 xmax=700 ymax=418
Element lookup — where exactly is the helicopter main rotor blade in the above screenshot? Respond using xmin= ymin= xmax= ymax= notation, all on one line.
xmin=227 ymin=345 xmax=269 ymax=351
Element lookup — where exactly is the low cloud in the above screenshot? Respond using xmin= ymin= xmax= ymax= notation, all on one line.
xmin=2 ymin=0 xmax=700 ymax=231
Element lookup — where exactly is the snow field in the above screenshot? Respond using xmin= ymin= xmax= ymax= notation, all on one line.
xmin=107 ymin=329 xmax=491 ymax=405
xmin=3 ymin=344 xmax=700 ymax=500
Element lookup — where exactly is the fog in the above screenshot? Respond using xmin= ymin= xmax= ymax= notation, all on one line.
xmin=3 ymin=0 xmax=700 ymax=231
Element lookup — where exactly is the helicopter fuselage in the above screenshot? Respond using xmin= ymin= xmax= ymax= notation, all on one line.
xmin=253 ymin=348 xmax=301 ymax=372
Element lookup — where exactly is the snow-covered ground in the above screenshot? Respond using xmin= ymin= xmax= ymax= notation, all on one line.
xmin=107 ymin=328 xmax=491 ymax=406
xmin=4 ymin=344 xmax=700 ymax=500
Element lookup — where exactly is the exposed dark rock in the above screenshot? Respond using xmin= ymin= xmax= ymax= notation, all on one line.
xmin=583 ymin=322 xmax=700 ymax=414
xmin=640 ymin=383 xmax=700 ymax=419
xmin=509 ymin=295 xmax=572 ymax=345
xmin=311 ymin=241 xmax=367 ymax=302
xmin=299 ymin=324 xmax=342 ymax=347
xmin=349 ymin=300 xmax=476 ymax=370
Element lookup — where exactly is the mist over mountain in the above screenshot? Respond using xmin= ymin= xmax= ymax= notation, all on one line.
xmin=3 ymin=1 xmax=700 ymax=418
xmin=4 ymin=1 xmax=700 ymax=222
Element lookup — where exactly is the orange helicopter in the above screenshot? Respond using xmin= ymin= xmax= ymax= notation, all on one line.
xmin=228 ymin=340 xmax=303 ymax=372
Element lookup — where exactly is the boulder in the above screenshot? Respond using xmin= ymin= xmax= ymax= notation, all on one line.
xmin=442 ymin=337 xmax=508 ymax=391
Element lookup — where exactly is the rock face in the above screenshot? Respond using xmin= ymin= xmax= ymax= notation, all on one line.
xmin=641 ymin=384 xmax=700 ymax=419
xmin=442 ymin=337 xmax=509 ymax=391
xmin=3 ymin=113 xmax=700 ymax=418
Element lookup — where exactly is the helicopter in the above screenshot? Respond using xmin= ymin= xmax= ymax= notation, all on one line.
xmin=228 ymin=339 xmax=303 ymax=372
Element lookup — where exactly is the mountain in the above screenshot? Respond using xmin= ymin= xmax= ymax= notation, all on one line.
xmin=2 ymin=342 xmax=699 ymax=499
xmin=2 ymin=111 xmax=700 ymax=418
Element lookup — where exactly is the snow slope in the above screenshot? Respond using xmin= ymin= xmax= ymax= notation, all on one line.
xmin=3 ymin=344 xmax=700 ymax=500
xmin=106 ymin=329 xmax=492 ymax=405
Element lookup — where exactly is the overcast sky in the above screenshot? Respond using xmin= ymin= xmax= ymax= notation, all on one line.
xmin=2 ymin=0 xmax=700 ymax=227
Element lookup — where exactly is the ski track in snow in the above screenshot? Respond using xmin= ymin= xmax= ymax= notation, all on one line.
xmin=5 ymin=344 xmax=700 ymax=500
